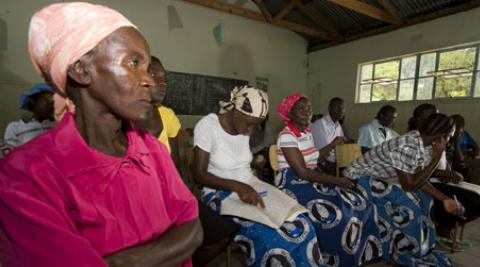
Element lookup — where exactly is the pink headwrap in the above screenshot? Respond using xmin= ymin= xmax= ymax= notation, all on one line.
xmin=277 ymin=93 xmax=311 ymax=137
xmin=28 ymin=2 xmax=137 ymax=93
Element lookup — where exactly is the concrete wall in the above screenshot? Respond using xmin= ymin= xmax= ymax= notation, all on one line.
xmin=308 ymin=7 xmax=480 ymax=139
xmin=0 ymin=0 xmax=308 ymax=139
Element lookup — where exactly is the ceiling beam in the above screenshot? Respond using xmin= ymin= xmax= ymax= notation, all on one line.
xmin=327 ymin=0 xmax=402 ymax=25
xmin=252 ymin=0 xmax=272 ymax=22
xmin=273 ymin=0 xmax=296 ymax=21
xmin=309 ymin=0 xmax=480 ymax=52
xmin=294 ymin=0 xmax=343 ymax=40
xmin=378 ymin=0 xmax=404 ymax=24
xmin=183 ymin=0 xmax=333 ymax=39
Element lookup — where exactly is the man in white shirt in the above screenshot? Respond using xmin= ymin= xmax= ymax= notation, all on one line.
xmin=3 ymin=83 xmax=55 ymax=147
xmin=311 ymin=97 xmax=346 ymax=175
xmin=357 ymin=105 xmax=399 ymax=153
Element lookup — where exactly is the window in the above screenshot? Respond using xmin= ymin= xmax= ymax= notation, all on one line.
xmin=356 ymin=44 xmax=479 ymax=103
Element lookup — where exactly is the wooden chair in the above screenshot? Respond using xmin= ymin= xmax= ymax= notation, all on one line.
xmin=269 ymin=144 xmax=280 ymax=174
xmin=335 ymin=143 xmax=362 ymax=177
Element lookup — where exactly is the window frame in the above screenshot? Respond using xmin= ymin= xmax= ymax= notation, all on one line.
xmin=356 ymin=43 xmax=480 ymax=103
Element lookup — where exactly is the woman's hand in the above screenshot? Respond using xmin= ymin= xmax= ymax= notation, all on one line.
xmin=442 ymin=198 xmax=465 ymax=216
xmin=234 ymin=182 xmax=265 ymax=208
xmin=335 ymin=177 xmax=355 ymax=189
xmin=432 ymin=137 xmax=447 ymax=157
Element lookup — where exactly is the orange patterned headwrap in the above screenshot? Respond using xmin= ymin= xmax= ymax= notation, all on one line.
xmin=28 ymin=2 xmax=137 ymax=93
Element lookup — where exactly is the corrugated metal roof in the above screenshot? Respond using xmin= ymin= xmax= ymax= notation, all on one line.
xmin=257 ymin=0 xmax=480 ymax=51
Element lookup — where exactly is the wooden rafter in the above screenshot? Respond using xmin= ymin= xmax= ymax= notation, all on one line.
xmin=294 ymin=0 xmax=342 ymax=40
xmin=273 ymin=0 xmax=297 ymax=21
xmin=309 ymin=0 xmax=480 ymax=52
xmin=327 ymin=0 xmax=402 ymax=25
xmin=183 ymin=0 xmax=333 ymax=40
xmin=378 ymin=0 xmax=404 ymax=24
xmin=253 ymin=0 xmax=272 ymax=22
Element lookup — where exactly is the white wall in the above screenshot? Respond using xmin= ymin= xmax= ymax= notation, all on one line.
xmin=308 ymin=7 xmax=480 ymax=140
xmin=0 ymin=0 xmax=308 ymax=138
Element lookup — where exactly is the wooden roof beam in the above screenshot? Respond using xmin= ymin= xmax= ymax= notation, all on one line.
xmin=183 ymin=0 xmax=333 ymax=40
xmin=252 ymin=0 xmax=273 ymax=22
xmin=378 ymin=0 xmax=404 ymax=24
xmin=273 ymin=0 xmax=296 ymax=21
xmin=327 ymin=0 xmax=402 ymax=25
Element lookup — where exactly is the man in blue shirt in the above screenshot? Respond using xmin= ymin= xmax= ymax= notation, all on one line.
xmin=357 ymin=105 xmax=398 ymax=153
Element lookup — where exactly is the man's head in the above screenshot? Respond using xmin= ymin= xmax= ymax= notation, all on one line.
xmin=19 ymin=83 xmax=54 ymax=121
xmin=149 ymin=56 xmax=167 ymax=105
xmin=376 ymin=105 xmax=397 ymax=127
xmin=328 ymin=97 xmax=345 ymax=122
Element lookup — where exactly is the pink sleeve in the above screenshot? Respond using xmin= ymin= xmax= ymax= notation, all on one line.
xmin=0 ymin=172 xmax=107 ymax=267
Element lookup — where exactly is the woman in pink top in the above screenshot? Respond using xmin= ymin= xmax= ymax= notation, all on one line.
xmin=0 ymin=3 xmax=202 ymax=267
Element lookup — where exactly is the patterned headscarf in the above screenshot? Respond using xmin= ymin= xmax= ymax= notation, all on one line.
xmin=277 ymin=93 xmax=310 ymax=137
xmin=219 ymin=86 xmax=268 ymax=119
xmin=28 ymin=2 xmax=137 ymax=93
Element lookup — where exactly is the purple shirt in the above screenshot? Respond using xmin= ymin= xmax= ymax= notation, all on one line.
xmin=0 ymin=112 xmax=198 ymax=267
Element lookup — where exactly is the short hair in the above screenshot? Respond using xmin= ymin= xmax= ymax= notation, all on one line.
xmin=151 ymin=55 xmax=162 ymax=65
xmin=377 ymin=105 xmax=396 ymax=117
xmin=408 ymin=103 xmax=437 ymax=131
xmin=328 ymin=97 xmax=344 ymax=108
xmin=418 ymin=113 xmax=454 ymax=137
xmin=451 ymin=114 xmax=465 ymax=129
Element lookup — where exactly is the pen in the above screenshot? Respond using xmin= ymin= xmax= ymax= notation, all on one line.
xmin=258 ymin=190 xmax=268 ymax=197
xmin=453 ymin=194 xmax=466 ymax=220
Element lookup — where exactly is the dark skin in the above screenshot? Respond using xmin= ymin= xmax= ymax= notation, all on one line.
xmin=410 ymin=107 xmax=464 ymax=183
xmin=281 ymin=98 xmax=354 ymax=189
xmin=377 ymin=110 xmax=397 ymax=128
xmin=396 ymin=133 xmax=464 ymax=215
xmin=65 ymin=27 xmax=202 ymax=267
xmin=325 ymin=100 xmax=347 ymax=155
xmin=194 ymin=110 xmax=266 ymax=208
xmin=361 ymin=110 xmax=397 ymax=153
xmin=136 ymin=59 xmax=180 ymax=167
xmin=328 ymin=100 xmax=345 ymax=122
xmin=29 ymin=91 xmax=54 ymax=122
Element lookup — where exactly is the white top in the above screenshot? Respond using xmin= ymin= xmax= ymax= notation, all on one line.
xmin=276 ymin=127 xmax=319 ymax=170
xmin=3 ymin=118 xmax=55 ymax=147
xmin=357 ymin=119 xmax=399 ymax=149
xmin=194 ymin=114 xmax=254 ymax=194
xmin=311 ymin=114 xmax=344 ymax=162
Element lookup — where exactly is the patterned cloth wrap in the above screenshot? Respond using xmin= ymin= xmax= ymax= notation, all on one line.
xmin=356 ymin=176 xmax=451 ymax=267
xmin=203 ymin=191 xmax=327 ymax=267
xmin=276 ymin=168 xmax=382 ymax=267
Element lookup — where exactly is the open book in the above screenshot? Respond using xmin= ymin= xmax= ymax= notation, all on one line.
xmin=430 ymin=179 xmax=480 ymax=196
xmin=220 ymin=176 xmax=307 ymax=229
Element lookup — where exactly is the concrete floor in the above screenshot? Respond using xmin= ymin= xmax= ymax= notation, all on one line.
xmin=206 ymin=219 xmax=480 ymax=267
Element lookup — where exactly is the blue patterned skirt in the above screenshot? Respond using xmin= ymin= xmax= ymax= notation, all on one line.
xmin=356 ymin=176 xmax=451 ymax=267
xmin=276 ymin=168 xmax=382 ymax=267
xmin=203 ymin=191 xmax=326 ymax=267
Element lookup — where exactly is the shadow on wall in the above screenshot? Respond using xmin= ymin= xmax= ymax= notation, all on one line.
xmin=217 ymin=42 xmax=283 ymax=134
xmin=0 ymin=19 xmax=31 ymax=141
xmin=218 ymin=42 xmax=255 ymax=83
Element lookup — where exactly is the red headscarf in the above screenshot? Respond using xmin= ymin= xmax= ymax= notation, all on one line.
xmin=277 ymin=93 xmax=311 ymax=137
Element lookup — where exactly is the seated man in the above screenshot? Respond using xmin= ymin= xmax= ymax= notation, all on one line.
xmin=357 ymin=105 xmax=399 ymax=153
xmin=3 ymin=83 xmax=55 ymax=147
xmin=454 ymin=114 xmax=479 ymax=159
xmin=136 ymin=56 xmax=181 ymax=168
xmin=311 ymin=97 xmax=346 ymax=175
